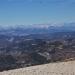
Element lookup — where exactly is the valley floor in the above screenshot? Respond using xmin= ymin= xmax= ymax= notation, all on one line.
xmin=0 ymin=60 xmax=75 ymax=75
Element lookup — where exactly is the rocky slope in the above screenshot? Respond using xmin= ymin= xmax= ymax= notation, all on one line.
xmin=0 ymin=60 xmax=75 ymax=75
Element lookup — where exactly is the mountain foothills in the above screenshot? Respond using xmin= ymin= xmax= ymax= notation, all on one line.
xmin=0 ymin=23 xmax=75 ymax=71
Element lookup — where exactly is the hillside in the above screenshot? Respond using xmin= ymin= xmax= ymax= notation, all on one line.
xmin=0 ymin=31 xmax=75 ymax=71
xmin=0 ymin=23 xmax=75 ymax=71
xmin=0 ymin=60 xmax=75 ymax=75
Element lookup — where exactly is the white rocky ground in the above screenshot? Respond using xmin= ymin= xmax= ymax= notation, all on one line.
xmin=0 ymin=61 xmax=75 ymax=75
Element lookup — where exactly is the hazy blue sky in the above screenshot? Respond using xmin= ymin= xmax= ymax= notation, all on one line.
xmin=0 ymin=0 xmax=75 ymax=25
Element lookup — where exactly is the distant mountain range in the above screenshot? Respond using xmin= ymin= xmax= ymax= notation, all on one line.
xmin=0 ymin=22 xmax=75 ymax=36
xmin=0 ymin=22 xmax=75 ymax=71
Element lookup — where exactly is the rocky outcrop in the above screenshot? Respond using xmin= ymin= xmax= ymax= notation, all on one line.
xmin=0 ymin=60 xmax=75 ymax=75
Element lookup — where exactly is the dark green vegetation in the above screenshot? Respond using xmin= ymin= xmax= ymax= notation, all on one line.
xmin=0 ymin=32 xmax=75 ymax=71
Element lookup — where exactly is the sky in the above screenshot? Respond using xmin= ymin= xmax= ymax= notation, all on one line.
xmin=0 ymin=0 xmax=75 ymax=25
